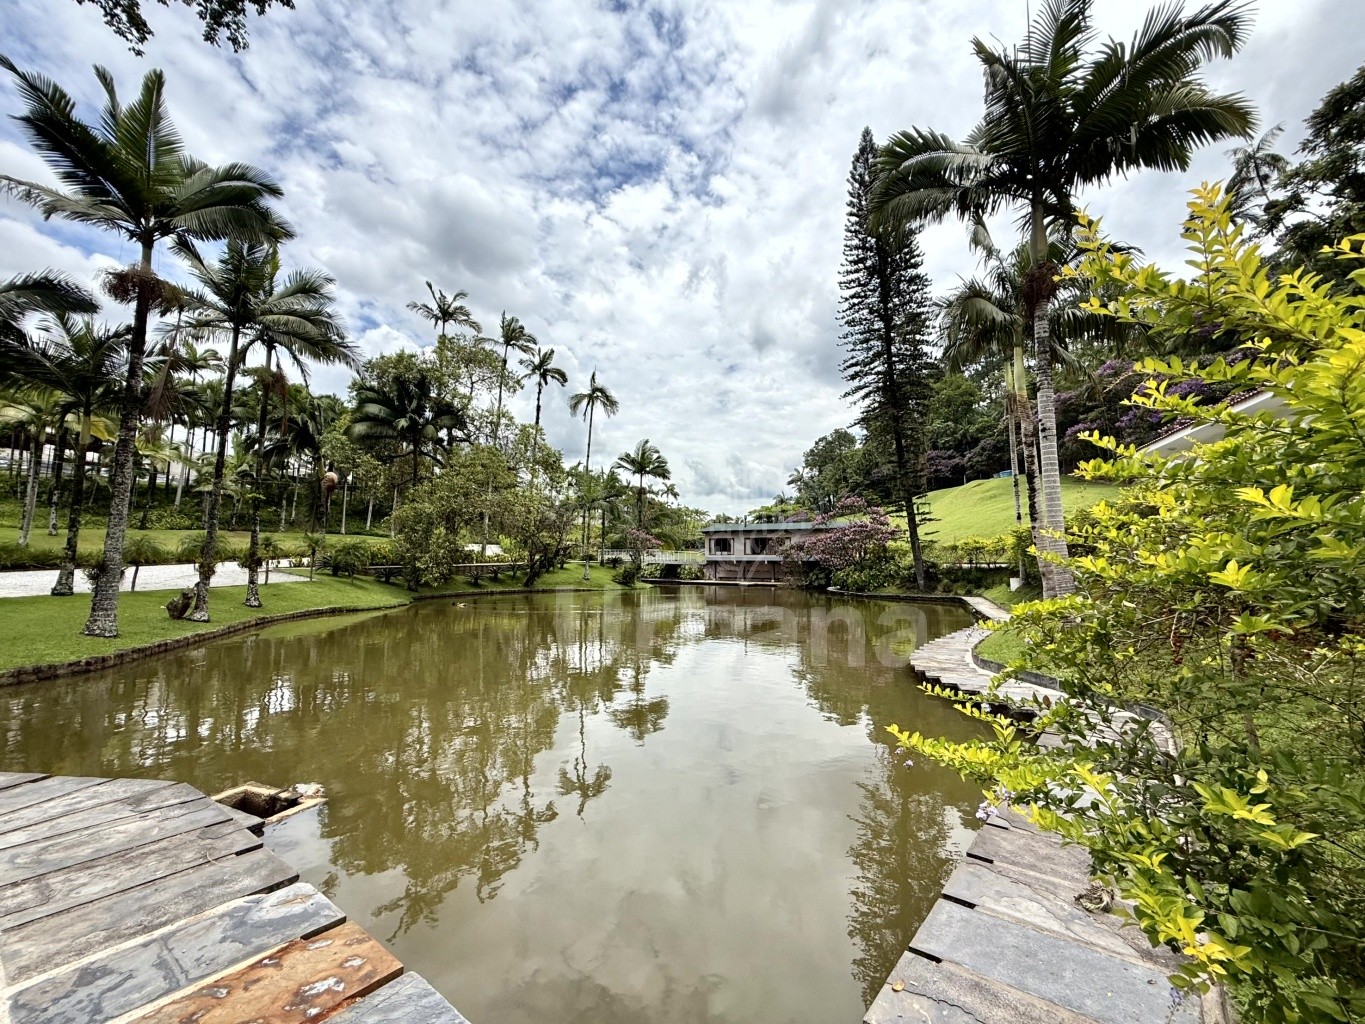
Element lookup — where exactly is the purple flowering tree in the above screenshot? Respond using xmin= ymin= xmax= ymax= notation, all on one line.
xmin=780 ymin=497 xmax=899 ymax=579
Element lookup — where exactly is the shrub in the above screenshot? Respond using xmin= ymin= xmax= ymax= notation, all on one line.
xmin=0 ymin=543 xmax=62 ymax=570
xmin=122 ymin=535 xmax=166 ymax=591
xmin=326 ymin=538 xmax=373 ymax=578
xmin=612 ymin=563 xmax=642 ymax=587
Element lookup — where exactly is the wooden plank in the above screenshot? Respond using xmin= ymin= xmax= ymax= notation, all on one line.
xmin=0 ymin=778 xmax=173 ymax=838
xmin=0 ymin=776 xmax=108 ymax=818
xmin=0 ymin=846 xmax=298 ymax=985
xmin=328 ymin=973 xmax=471 ymax=1023
xmin=127 ymin=920 xmax=401 ymax=1024
xmin=4 ymin=883 xmax=344 ymax=1024
xmin=0 ymin=802 xmax=232 ymax=884
xmin=909 ymin=900 xmax=1198 ymax=1024
xmin=0 ymin=784 xmax=209 ymax=852
xmin=0 ymin=773 xmax=47 ymax=791
xmin=0 ymin=823 xmax=262 ymax=928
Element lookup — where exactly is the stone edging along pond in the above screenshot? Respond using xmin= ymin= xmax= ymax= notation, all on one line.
xmin=0 ymin=585 xmax=614 ymax=688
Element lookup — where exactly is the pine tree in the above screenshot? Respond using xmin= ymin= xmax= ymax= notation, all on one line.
xmin=838 ymin=126 xmax=935 ymax=589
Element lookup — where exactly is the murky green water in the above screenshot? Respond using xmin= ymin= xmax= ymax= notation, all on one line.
xmin=0 ymin=586 xmax=985 ymax=1024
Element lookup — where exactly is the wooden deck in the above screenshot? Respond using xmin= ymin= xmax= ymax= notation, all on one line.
xmin=0 ymin=771 xmax=470 ymax=1024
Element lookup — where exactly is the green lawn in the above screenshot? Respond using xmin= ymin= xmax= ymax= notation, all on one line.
xmin=976 ymin=624 xmax=1028 ymax=665
xmin=915 ymin=475 xmax=1120 ymax=545
xmin=0 ymin=563 xmax=631 ymax=672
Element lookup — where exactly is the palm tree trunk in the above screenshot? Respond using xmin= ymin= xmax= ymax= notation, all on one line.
xmin=534 ymin=382 xmax=544 ymax=431
xmin=1013 ymin=337 xmax=1052 ymax=595
xmin=84 ymin=239 xmax=156 ymax=637
xmin=1003 ymin=368 xmax=1025 ymax=580
xmin=340 ymin=477 xmax=348 ymax=535
xmin=47 ymin=425 xmax=66 ymax=536
xmin=581 ymin=408 xmax=594 ymax=581
xmin=366 ymin=493 xmax=374 ymax=531
xmin=18 ymin=426 xmax=43 ymax=547
xmin=189 ymin=325 xmax=242 ymax=622
xmin=176 ymin=428 xmax=192 ymax=507
xmin=1029 ymin=206 xmax=1073 ymax=597
xmin=245 ymin=350 xmax=271 ymax=609
xmin=53 ymin=413 xmax=92 ymax=596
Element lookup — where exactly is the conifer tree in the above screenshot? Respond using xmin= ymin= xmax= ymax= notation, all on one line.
xmin=838 ymin=126 xmax=934 ymax=589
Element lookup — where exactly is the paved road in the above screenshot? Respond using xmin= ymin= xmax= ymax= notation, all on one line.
xmin=0 ymin=562 xmax=309 ymax=599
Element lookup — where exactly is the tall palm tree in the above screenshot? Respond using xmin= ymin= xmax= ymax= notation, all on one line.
xmin=869 ymin=0 xmax=1254 ymax=596
xmin=347 ymin=372 xmax=466 ymax=489
xmin=613 ymin=439 xmax=670 ymax=531
xmin=568 ymin=371 xmax=619 ymax=579
xmin=407 ymin=281 xmax=480 ymax=340
xmin=238 ymin=262 xmax=351 ymax=608
xmin=491 ymin=313 xmax=537 ymax=445
xmin=170 ymin=338 xmax=220 ymax=506
xmin=2 ymin=389 xmax=65 ymax=547
xmin=1 ymin=58 xmax=289 ymax=636
xmin=177 ymin=240 xmax=351 ymax=620
xmin=1226 ymin=124 xmax=1289 ymax=227
xmin=2 ymin=315 xmax=126 ymax=593
xmin=521 ymin=347 xmax=568 ymax=432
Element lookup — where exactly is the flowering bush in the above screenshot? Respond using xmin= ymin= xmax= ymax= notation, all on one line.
xmin=780 ymin=497 xmax=899 ymax=588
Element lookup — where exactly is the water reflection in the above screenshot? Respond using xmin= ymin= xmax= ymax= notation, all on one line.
xmin=0 ymin=587 xmax=983 ymax=1024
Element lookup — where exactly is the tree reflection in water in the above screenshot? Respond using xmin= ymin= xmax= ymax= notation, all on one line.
xmin=0 ymin=587 xmax=985 ymax=1024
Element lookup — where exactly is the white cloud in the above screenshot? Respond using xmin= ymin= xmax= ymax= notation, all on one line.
xmin=2 ymin=0 xmax=1360 ymax=513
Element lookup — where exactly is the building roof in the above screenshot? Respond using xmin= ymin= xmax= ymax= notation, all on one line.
xmin=701 ymin=520 xmax=823 ymax=533
xmin=1136 ymin=389 xmax=1288 ymax=457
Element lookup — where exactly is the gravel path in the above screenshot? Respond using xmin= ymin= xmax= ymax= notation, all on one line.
xmin=0 ymin=562 xmax=309 ymax=599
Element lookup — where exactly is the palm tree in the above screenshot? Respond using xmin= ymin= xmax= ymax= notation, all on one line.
xmin=568 ymin=371 xmax=619 ymax=579
xmin=347 ymin=372 xmax=466 ymax=489
xmin=613 ymin=439 xmax=670 ymax=531
xmin=521 ymin=347 xmax=567 ymax=432
xmin=0 ymin=272 xmax=98 ymax=347
xmin=177 ymin=241 xmax=351 ymax=620
xmin=869 ymin=0 xmax=1254 ymax=595
xmin=170 ymin=339 xmax=220 ymax=506
xmin=407 ymin=281 xmax=480 ymax=340
xmin=2 ymin=389 xmax=65 ymax=547
xmin=491 ymin=314 xmax=537 ymax=445
xmin=237 ymin=261 xmax=351 ymax=609
xmin=1 ymin=58 xmax=289 ymax=636
xmin=1226 ymin=124 xmax=1289 ymax=227
xmin=5 ymin=316 xmax=126 ymax=593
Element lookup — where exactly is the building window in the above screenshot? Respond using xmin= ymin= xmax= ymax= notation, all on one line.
xmin=711 ymin=538 xmax=732 ymax=554
xmin=749 ymin=536 xmax=770 ymax=555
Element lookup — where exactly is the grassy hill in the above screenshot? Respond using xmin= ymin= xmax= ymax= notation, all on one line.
xmin=915 ymin=475 xmax=1120 ymax=545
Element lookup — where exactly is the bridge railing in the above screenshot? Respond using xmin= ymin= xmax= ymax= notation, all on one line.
xmin=598 ymin=549 xmax=705 ymax=565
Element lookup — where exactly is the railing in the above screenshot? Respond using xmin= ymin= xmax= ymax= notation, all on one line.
xmin=702 ymin=552 xmax=782 ymax=563
xmin=598 ymin=549 xmax=705 ymax=564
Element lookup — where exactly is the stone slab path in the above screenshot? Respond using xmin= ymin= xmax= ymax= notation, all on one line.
xmin=0 ymin=771 xmax=470 ymax=1024
xmin=0 ymin=563 xmax=308 ymax=599
xmin=864 ymin=607 xmax=1214 ymax=1022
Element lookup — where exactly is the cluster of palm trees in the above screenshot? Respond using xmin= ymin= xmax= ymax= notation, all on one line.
xmin=870 ymin=0 xmax=1256 ymax=596
xmin=0 ymin=58 xmax=356 ymax=635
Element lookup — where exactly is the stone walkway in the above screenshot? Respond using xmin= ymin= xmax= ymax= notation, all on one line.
xmin=0 ymin=563 xmax=308 ymax=599
xmin=863 ymin=608 xmax=1215 ymax=1022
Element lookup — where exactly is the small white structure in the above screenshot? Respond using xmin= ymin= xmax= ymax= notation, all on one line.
xmin=1137 ymin=390 xmax=1288 ymax=457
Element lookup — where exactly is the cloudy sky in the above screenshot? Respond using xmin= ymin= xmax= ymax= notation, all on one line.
xmin=2 ymin=0 xmax=1361 ymax=513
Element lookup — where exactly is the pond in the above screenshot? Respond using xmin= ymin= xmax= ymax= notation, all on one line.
xmin=0 ymin=586 xmax=986 ymax=1024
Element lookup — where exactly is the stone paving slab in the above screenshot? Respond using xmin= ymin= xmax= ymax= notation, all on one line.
xmin=865 ymin=950 xmax=1098 ymax=1024
xmin=329 ymin=972 xmax=473 ymax=1023
xmin=910 ymin=901 xmax=1197 ymax=1024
